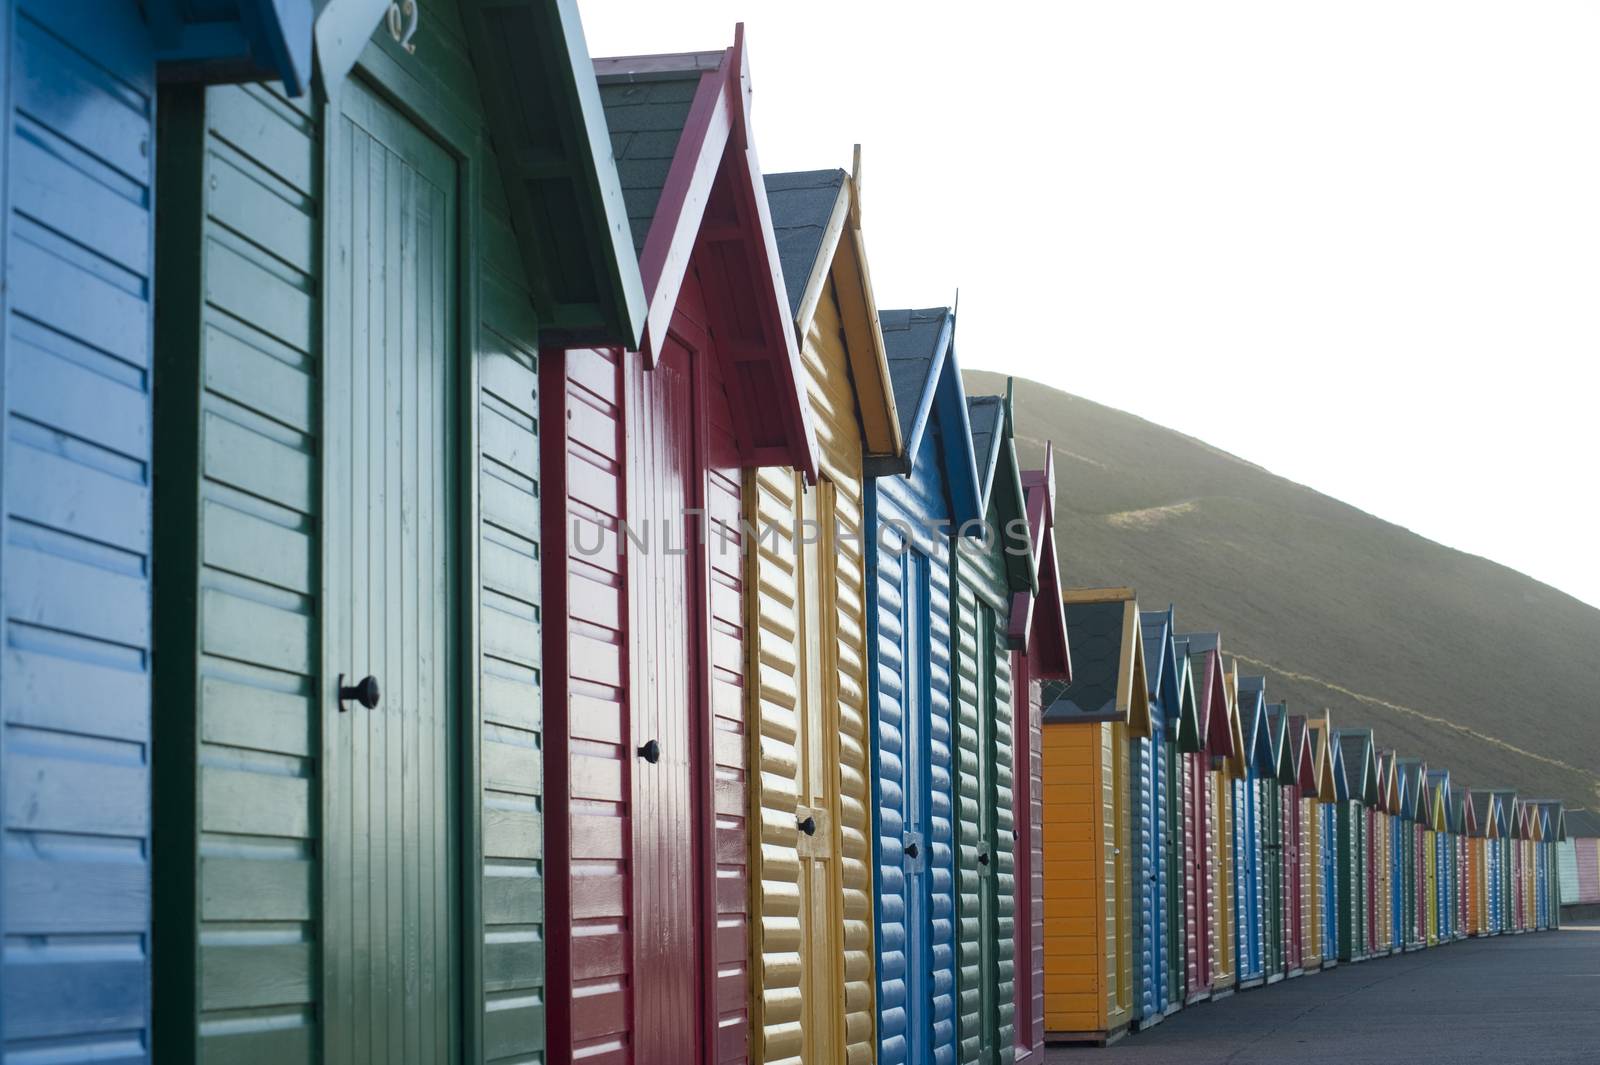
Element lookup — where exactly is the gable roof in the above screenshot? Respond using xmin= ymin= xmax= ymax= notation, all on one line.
xmin=313 ymin=0 xmax=649 ymax=346
xmin=763 ymin=155 xmax=899 ymax=459
xmin=1176 ymin=633 xmax=1234 ymax=759
xmin=1045 ymin=591 xmax=1148 ymax=730
xmin=1334 ymin=729 xmax=1379 ymax=806
xmin=1264 ymin=702 xmax=1294 ymax=785
xmin=1330 ymin=739 xmax=1351 ymax=802
xmin=597 ymin=30 xmax=819 ymax=477
xmin=1427 ymin=769 xmax=1452 ymax=831
xmin=1307 ymin=716 xmax=1337 ymax=802
xmin=1290 ymin=716 xmax=1316 ymax=794
xmin=1525 ymin=800 xmax=1567 ymax=841
xmin=966 ymin=385 xmax=1035 ymax=595
xmin=1171 ymin=640 xmax=1202 ymax=753
xmin=1139 ymin=608 xmax=1180 ymax=722
xmin=1565 ymin=807 xmax=1600 ymax=838
xmin=1466 ymin=788 xmax=1496 ymax=838
xmin=1375 ymin=750 xmax=1395 ymax=813
xmin=867 ymin=308 xmax=982 ymax=522
xmin=1008 ymin=445 xmax=1071 ymax=681
xmin=1236 ymin=675 xmax=1272 ymax=776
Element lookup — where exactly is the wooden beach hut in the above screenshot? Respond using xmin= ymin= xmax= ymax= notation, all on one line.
xmin=542 ymin=30 xmax=827 ymax=1062
xmin=865 ymin=306 xmax=983 ymax=1065
xmin=1041 ymin=589 xmax=1149 ymax=1045
xmin=1288 ymin=715 xmax=1316 ymax=975
xmin=1233 ymin=676 xmax=1270 ymax=988
xmin=1466 ymin=789 xmax=1497 ymax=935
xmin=1260 ymin=702 xmax=1289 ymax=982
xmin=1303 ymin=716 xmax=1336 ymax=971
xmin=1490 ymin=790 xmax=1519 ymax=935
xmin=1308 ymin=716 xmax=1341 ymax=968
xmin=1174 ymin=633 xmax=1233 ymax=1003
xmin=745 ymin=156 xmax=902 ymax=1065
xmin=1008 ymin=446 xmax=1074 ymax=1063
xmin=1334 ymin=730 xmax=1376 ymax=962
xmin=1207 ymin=662 xmax=1245 ymax=997
xmin=1396 ymin=758 xmax=1428 ymax=949
xmin=148 ymin=5 xmax=649 ymax=1063
xmin=1134 ymin=608 xmax=1188 ymax=1025
xmin=1184 ymin=630 xmax=1241 ymax=997
xmin=949 ymin=387 xmax=1039 ymax=1060
xmin=1385 ymin=753 xmax=1406 ymax=953
xmin=1454 ymin=789 xmax=1479 ymax=938
xmin=1429 ymin=769 xmax=1455 ymax=943
xmin=1373 ymin=751 xmax=1395 ymax=956
xmin=0 ymin=0 xmax=321 ymax=1052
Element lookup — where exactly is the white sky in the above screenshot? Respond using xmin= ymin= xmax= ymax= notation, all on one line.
xmin=577 ymin=1 xmax=1600 ymax=609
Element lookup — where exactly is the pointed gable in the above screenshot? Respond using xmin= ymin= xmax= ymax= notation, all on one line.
xmin=1139 ymin=608 xmax=1181 ymax=722
xmin=1427 ymin=769 xmax=1452 ymax=832
xmin=1171 ymin=640 xmax=1202 ymax=753
xmin=1308 ymin=715 xmax=1338 ymax=802
xmin=1264 ymin=703 xmax=1295 ymax=786
xmin=1290 ymin=716 xmax=1316 ymax=794
xmin=1237 ymin=675 xmax=1272 ymax=776
xmin=1176 ymin=632 xmax=1234 ymax=759
xmin=966 ymin=384 xmax=1035 ymax=595
xmin=1008 ymin=445 xmax=1071 ymax=681
xmin=1222 ymin=661 xmax=1247 ymax=779
xmin=868 ymin=308 xmax=982 ymax=522
xmin=1335 ymin=729 xmax=1378 ymax=806
xmin=1045 ymin=590 xmax=1149 ymax=730
xmin=597 ymin=28 xmax=819 ymax=477
xmin=764 ymin=152 xmax=899 ymax=459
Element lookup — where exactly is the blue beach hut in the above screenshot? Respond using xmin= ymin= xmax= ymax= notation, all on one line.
xmin=865 ymin=307 xmax=982 ymax=1065
xmin=1233 ymin=675 xmax=1271 ymax=988
xmin=1132 ymin=610 xmax=1178 ymax=1026
xmin=0 ymin=0 xmax=315 ymax=1052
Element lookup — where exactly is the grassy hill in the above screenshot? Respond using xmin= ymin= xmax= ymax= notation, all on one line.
xmin=966 ymin=370 xmax=1600 ymax=811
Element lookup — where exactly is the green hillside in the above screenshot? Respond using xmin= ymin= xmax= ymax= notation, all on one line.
xmin=967 ymin=370 xmax=1600 ymax=811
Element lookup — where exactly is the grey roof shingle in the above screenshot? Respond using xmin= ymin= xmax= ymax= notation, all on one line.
xmin=1565 ymin=807 xmax=1600 ymax=838
xmin=966 ymin=395 xmax=1003 ymax=493
xmin=1043 ymin=600 xmax=1125 ymax=723
xmin=879 ymin=308 xmax=950 ymax=443
xmin=764 ymin=169 xmax=846 ymax=318
xmin=596 ymin=68 xmax=703 ymax=257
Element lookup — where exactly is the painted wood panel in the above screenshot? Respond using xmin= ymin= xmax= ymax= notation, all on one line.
xmin=1 ymin=2 xmax=155 ymax=1055
xmin=152 ymin=8 xmax=554 ymax=1061
xmin=748 ymin=269 xmax=876 ymax=1065
xmin=868 ymin=428 xmax=958 ymax=1065
xmin=1011 ymin=650 xmax=1046 ymax=1058
xmin=542 ymin=270 xmax=751 ymax=1065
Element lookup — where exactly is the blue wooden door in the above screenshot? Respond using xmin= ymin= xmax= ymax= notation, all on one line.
xmin=901 ymin=548 xmax=933 ymax=1064
xmin=1133 ymin=732 xmax=1155 ymax=1021
xmin=1 ymin=0 xmax=155 ymax=1055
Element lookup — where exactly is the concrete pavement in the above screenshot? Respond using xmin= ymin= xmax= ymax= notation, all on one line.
xmin=1048 ymin=926 xmax=1600 ymax=1064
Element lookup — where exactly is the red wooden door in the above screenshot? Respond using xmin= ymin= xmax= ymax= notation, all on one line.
xmin=543 ymin=269 xmax=749 ymax=1064
xmin=1365 ymin=808 xmax=1377 ymax=955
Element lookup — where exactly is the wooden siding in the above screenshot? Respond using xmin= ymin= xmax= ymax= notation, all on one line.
xmin=748 ymin=269 xmax=875 ymax=1065
xmin=868 ymin=427 xmax=958 ymax=1065
xmin=542 ymin=268 xmax=750 ymax=1064
xmin=151 ymin=8 xmax=551 ymax=1061
xmin=951 ymin=517 xmax=1017 ymax=1062
xmin=1 ymin=2 xmax=155 ymax=1055
xmin=1041 ymin=723 xmax=1107 ymax=1035
xmin=1012 ymin=651 xmax=1046 ymax=1058
xmin=152 ymin=76 xmax=323 ymax=1063
xmin=1209 ymin=770 xmax=1232 ymax=989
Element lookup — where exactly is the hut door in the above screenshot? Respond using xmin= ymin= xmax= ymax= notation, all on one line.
xmin=324 ymin=77 xmax=462 ymax=1064
xmin=630 ymin=328 xmax=704 ymax=1063
xmin=798 ymin=479 xmax=842 ymax=1057
xmin=974 ymin=607 xmax=1001 ymax=1061
xmin=900 ymin=551 xmax=933 ymax=1063
xmin=1163 ymin=745 xmax=1184 ymax=1005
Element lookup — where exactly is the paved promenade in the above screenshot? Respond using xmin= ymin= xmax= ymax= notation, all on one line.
xmin=1050 ymin=926 xmax=1600 ymax=1064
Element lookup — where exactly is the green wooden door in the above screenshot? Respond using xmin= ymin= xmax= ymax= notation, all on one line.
xmin=975 ymin=606 xmax=1000 ymax=1063
xmin=324 ymin=77 xmax=461 ymax=1065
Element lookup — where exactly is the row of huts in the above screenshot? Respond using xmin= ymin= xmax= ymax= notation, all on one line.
xmin=0 ymin=3 xmax=1566 ymax=1062
xmin=1038 ymin=592 xmax=1567 ymax=1044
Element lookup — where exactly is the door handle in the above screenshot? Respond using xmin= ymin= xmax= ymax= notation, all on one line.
xmin=338 ymin=674 xmax=381 ymax=711
xmin=978 ymin=852 xmax=990 ymax=866
xmin=905 ymin=841 xmax=920 ymax=859
xmin=637 ymin=739 xmax=661 ymax=764
xmin=798 ymin=816 xmax=817 ymax=836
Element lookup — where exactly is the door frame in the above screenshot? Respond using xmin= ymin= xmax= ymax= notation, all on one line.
xmin=318 ymin=38 xmax=487 ymax=1065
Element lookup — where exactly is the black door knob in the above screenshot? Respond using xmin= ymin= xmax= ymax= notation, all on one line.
xmin=904 ymin=841 xmax=920 ymax=859
xmin=798 ymin=816 xmax=817 ymax=836
xmin=338 ymin=674 xmax=381 ymax=710
xmin=978 ymin=851 xmax=991 ymax=866
xmin=637 ymin=739 xmax=661 ymax=764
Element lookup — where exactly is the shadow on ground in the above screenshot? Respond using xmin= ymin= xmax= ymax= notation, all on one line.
xmin=1048 ymin=926 xmax=1600 ymax=1065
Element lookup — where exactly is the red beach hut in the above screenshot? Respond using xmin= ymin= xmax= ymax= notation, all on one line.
xmin=1009 ymin=445 xmax=1073 ymax=1062
xmin=540 ymin=29 xmax=819 ymax=1063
